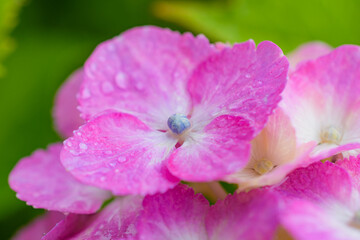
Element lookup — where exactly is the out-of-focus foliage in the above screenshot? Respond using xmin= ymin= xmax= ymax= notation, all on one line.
xmin=0 ymin=0 xmax=177 ymax=238
xmin=153 ymin=0 xmax=360 ymax=52
xmin=0 ymin=0 xmax=25 ymax=76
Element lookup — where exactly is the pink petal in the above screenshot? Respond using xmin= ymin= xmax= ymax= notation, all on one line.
xmin=278 ymin=161 xmax=352 ymax=205
xmin=43 ymin=196 xmax=142 ymax=240
xmin=280 ymin=199 xmax=360 ymax=240
xmin=282 ymin=45 xmax=360 ymax=160
xmin=9 ymin=143 xmax=110 ymax=214
xmin=168 ymin=115 xmax=254 ymax=181
xmin=136 ymin=184 xmax=209 ymax=240
xmin=79 ymin=26 xmax=216 ymax=129
xmin=53 ymin=69 xmax=84 ymax=138
xmin=206 ymin=189 xmax=280 ymax=240
xmin=188 ymin=40 xmax=288 ymax=134
xmin=61 ymin=112 xmax=179 ymax=195
xmin=288 ymin=41 xmax=332 ymax=69
xmin=13 ymin=212 xmax=64 ymax=240
xmin=337 ymin=156 xmax=360 ymax=192
xmin=278 ymin=161 xmax=360 ymax=240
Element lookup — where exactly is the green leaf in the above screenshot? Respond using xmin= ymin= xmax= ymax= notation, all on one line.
xmin=153 ymin=0 xmax=360 ymax=52
xmin=0 ymin=0 xmax=25 ymax=77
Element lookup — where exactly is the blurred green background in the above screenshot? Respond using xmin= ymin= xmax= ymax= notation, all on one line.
xmin=1 ymin=0 xmax=360 ymax=238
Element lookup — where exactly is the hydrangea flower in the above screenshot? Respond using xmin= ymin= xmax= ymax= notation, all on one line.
xmin=225 ymin=108 xmax=315 ymax=191
xmin=61 ymin=26 xmax=289 ymax=195
xmin=40 ymin=184 xmax=280 ymax=240
xmin=281 ymin=45 xmax=360 ymax=161
xmin=277 ymin=158 xmax=360 ymax=240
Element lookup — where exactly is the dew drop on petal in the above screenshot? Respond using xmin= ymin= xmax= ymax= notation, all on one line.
xmin=70 ymin=150 xmax=80 ymax=156
xmin=79 ymin=143 xmax=88 ymax=150
xmin=81 ymin=88 xmax=91 ymax=99
xmin=117 ymin=156 xmax=127 ymax=163
xmin=101 ymin=81 xmax=114 ymax=94
xmin=115 ymin=72 xmax=128 ymax=89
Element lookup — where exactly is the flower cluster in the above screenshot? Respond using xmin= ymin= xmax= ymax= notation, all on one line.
xmin=9 ymin=26 xmax=360 ymax=239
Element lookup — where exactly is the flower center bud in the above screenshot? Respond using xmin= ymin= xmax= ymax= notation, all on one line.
xmin=254 ymin=159 xmax=274 ymax=175
xmin=320 ymin=126 xmax=342 ymax=144
xmin=167 ymin=113 xmax=191 ymax=135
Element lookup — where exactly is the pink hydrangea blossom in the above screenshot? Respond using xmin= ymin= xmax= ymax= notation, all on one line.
xmin=41 ymin=184 xmax=280 ymax=240
xmin=225 ymin=108 xmax=316 ymax=191
xmin=277 ymin=158 xmax=360 ymax=240
xmin=281 ymin=45 xmax=360 ymax=161
xmin=61 ymin=26 xmax=289 ymax=195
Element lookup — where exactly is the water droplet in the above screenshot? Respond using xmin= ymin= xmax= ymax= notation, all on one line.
xmin=115 ymin=169 xmax=120 ymax=173
xmin=245 ymin=73 xmax=251 ymax=78
xmin=70 ymin=150 xmax=80 ymax=156
xmin=115 ymin=72 xmax=128 ymax=89
xmin=91 ymin=63 xmax=97 ymax=71
xmin=79 ymin=143 xmax=88 ymax=150
xmin=107 ymin=43 xmax=116 ymax=51
xmin=117 ymin=156 xmax=127 ymax=163
xmin=66 ymin=141 xmax=72 ymax=147
xmin=101 ymin=81 xmax=114 ymax=94
xmin=82 ymin=88 xmax=91 ymax=99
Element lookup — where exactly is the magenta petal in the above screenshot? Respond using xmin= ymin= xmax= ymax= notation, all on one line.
xmin=53 ymin=69 xmax=84 ymax=138
xmin=280 ymin=199 xmax=360 ymax=240
xmin=13 ymin=212 xmax=64 ymax=240
xmin=61 ymin=112 xmax=179 ymax=195
xmin=188 ymin=40 xmax=288 ymax=134
xmin=206 ymin=189 xmax=279 ymax=240
xmin=43 ymin=196 xmax=142 ymax=240
xmin=168 ymin=115 xmax=253 ymax=181
xmin=278 ymin=161 xmax=352 ymax=205
xmin=136 ymin=184 xmax=209 ymax=240
xmin=79 ymin=26 xmax=216 ymax=129
xmin=288 ymin=41 xmax=332 ymax=69
xmin=337 ymin=156 xmax=360 ymax=192
xmin=278 ymin=161 xmax=360 ymax=240
xmin=9 ymin=143 xmax=110 ymax=214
